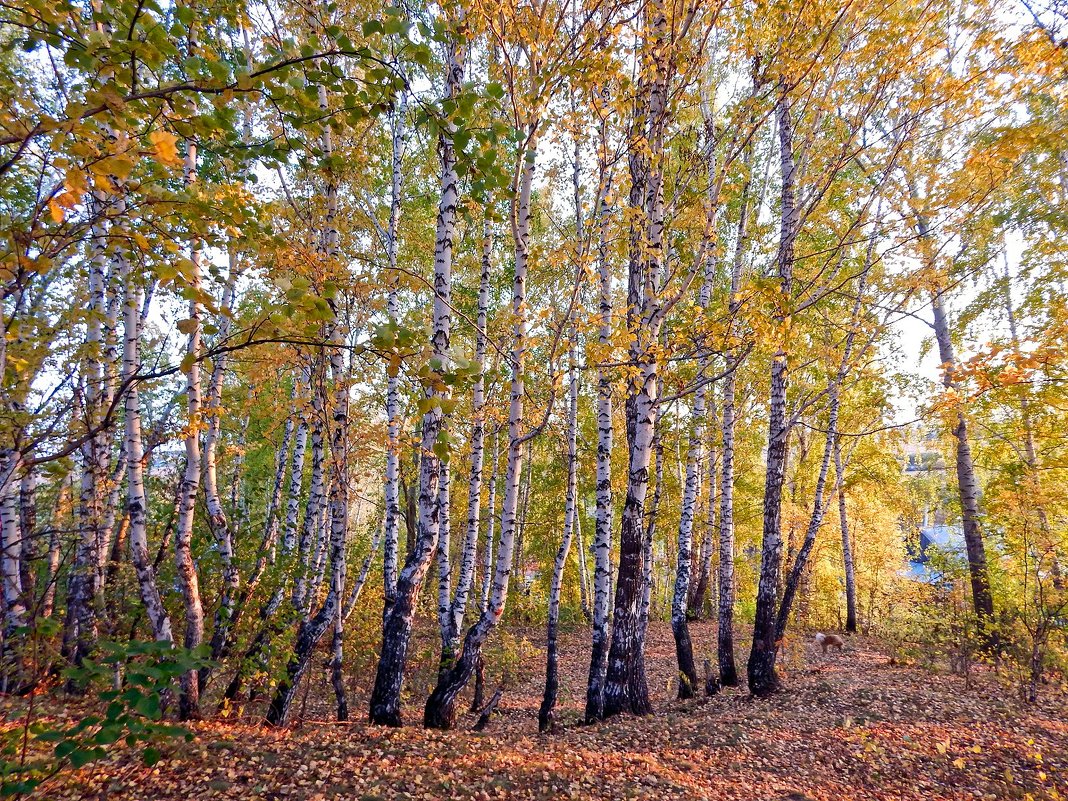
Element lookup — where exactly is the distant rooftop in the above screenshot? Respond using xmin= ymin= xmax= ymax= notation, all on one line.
xmin=905 ymin=523 xmax=965 ymax=584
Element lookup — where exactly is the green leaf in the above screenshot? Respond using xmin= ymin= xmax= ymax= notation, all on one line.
xmin=69 ymin=748 xmax=100 ymax=769
xmin=54 ymin=741 xmax=77 ymax=760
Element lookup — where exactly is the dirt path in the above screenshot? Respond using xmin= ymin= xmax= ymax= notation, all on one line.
xmin=31 ymin=621 xmax=1068 ymax=800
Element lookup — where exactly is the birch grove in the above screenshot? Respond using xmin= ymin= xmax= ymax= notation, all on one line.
xmin=1 ymin=0 xmax=1065 ymax=773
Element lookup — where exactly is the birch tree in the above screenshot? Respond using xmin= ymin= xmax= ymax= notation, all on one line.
xmin=369 ymin=13 xmax=465 ymax=725
xmin=174 ymin=132 xmax=206 ymax=720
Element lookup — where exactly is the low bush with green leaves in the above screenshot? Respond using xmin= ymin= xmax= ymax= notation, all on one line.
xmin=1 ymin=640 xmax=212 ymax=798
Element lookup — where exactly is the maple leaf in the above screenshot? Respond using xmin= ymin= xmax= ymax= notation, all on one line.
xmin=149 ymin=129 xmax=182 ymax=167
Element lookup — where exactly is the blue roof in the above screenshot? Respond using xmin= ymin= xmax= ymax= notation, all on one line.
xmin=920 ymin=524 xmax=965 ymax=552
xmin=905 ymin=524 xmax=965 ymax=584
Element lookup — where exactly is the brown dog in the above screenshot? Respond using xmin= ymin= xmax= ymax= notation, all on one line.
xmin=815 ymin=632 xmax=844 ymax=654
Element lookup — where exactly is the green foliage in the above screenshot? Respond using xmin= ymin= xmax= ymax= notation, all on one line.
xmin=0 ymin=641 xmax=212 ymax=798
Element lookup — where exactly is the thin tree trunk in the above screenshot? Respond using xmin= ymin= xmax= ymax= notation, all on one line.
xmin=41 ymin=475 xmax=69 ymax=619
xmin=64 ymin=202 xmax=108 ymax=666
xmin=774 ymin=193 xmax=880 ymax=641
xmin=440 ymin=223 xmax=492 ymax=672
xmin=324 ymin=299 xmax=350 ymax=723
xmin=671 ymin=88 xmax=718 ymax=696
xmin=775 ymin=402 xmax=838 ymax=641
xmin=514 ymin=440 xmax=533 ymax=583
xmin=481 ymin=429 xmax=499 ymax=614
xmin=688 ymin=449 xmax=714 ymax=618
xmin=640 ymin=390 xmax=664 ymax=645
xmin=295 ymin=363 xmax=327 ymax=615
xmin=540 ymin=329 xmax=579 ymax=733
xmin=218 ymin=384 xmax=305 ymax=695
xmin=672 ymin=338 xmax=708 ymax=696
xmin=422 ymin=121 xmax=538 ymax=731
xmin=931 ymin=290 xmax=996 ymax=640
xmin=576 ymin=493 xmax=591 ymax=621
xmin=716 ymin=204 xmax=749 ymax=687
xmin=17 ymin=470 xmax=36 ymax=613
xmin=909 ymin=198 xmax=996 ymax=641
xmin=747 ymin=87 xmax=797 ymax=698
xmin=369 ymin=28 xmax=464 ymax=726
xmin=383 ymin=91 xmax=408 ymax=617
xmin=204 ymin=262 xmax=240 ymax=674
xmin=1 ymin=453 xmax=25 ymax=633
xmin=174 ymin=136 xmax=206 ymax=720
xmin=121 ymin=239 xmax=173 ymax=646
xmin=472 ymin=427 xmax=500 ymax=712
xmin=265 ymin=73 xmax=351 ymax=725
xmin=835 ymin=438 xmax=857 ymax=632
xmin=586 ymin=145 xmax=614 ymax=723
xmin=603 ymin=2 xmax=668 ymax=718
xmin=343 ymin=523 xmax=383 ymax=622
xmin=436 ymin=461 xmax=453 ymax=670
xmin=262 ymin=396 xmax=296 ymax=567
xmin=331 ymin=606 xmax=346 ymax=720
xmin=281 ymin=387 xmax=310 ymax=557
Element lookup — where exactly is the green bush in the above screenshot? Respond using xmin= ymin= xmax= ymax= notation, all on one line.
xmin=0 ymin=640 xmax=212 ymax=798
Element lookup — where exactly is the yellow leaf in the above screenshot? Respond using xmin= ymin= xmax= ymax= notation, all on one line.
xmin=48 ymin=198 xmax=65 ymax=223
xmin=149 ymin=129 xmax=182 ymax=167
xmin=64 ymin=169 xmax=88 ymax=195
xmin=953 ymin=758 xmax=966 ymax=769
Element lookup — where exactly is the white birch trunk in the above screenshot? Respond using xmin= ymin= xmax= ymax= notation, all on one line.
xmin=422 ymin=124 xmax=539 ymax=730
xmin=586 ymin=154 xmax=614 ymax=723
xmin=539 ymin=330 xmax=579 ymax=732
xmin=774 ymin=195 xmax=880 ymax=641
xmin=281 ymin=384 xmax=310 ymax=556
xmin=266 ymin=73 xmax=352 ymax=724
xmin=575 ymin=497 xmax=591 ymax=621
xmin=175 ymin=138 xmax=205 ymax=719
xmin=671 ymin=93 xmax=718 ymax=694
xmin=1 ymin=452 xmax=25 ymax=631
xmin=383 ymin=91 xmax=408 ymax=614
xmin=835 ymin=439 xmax=857 ymax=632
xmin=748 ymin=87 xmax=798 ymax=697
xmin=480 ymin=428 xmax=499 ymax=613
xmin=442 ymin=224 xmax=492 ymax=663
xmin=435 ymin=460 xmax=453 ymax=659
xmin=121 ymin=248 xmax=173 ymax=645
xmin=264 ymin=403 xmax=296 ymax=566
xmin=294 ymin=363 xmax=327 ymax=614
xmin=369 ymin=27 xmax=464 ymax=726
xmin=603 ymin=2 xmax=669 ymax=718
xmin=716 ymin=158 xmax=750 ymax=687
xmin=325 ymin=297 xmax=350 ymax=720
xmin=65 ymin=199 xmax=108 ymax=663
xmin=343 ymin=523 xmax=384 ymax=622
xmin=205 ymin=262 xmax=239 ymax=665
xmin=42 ymin=475 xmax=71 ymax=619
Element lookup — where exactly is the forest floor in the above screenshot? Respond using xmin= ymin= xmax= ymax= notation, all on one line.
xmin=14 ymin=619 xmax=1068 ymax=801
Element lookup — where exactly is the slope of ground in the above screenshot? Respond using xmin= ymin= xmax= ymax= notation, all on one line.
xmin=17 ymin=621 xmax=1068 ymax=800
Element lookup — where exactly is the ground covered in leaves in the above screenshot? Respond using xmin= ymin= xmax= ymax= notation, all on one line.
xmin=16 ymin=621 xmax=1068 ymax=800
